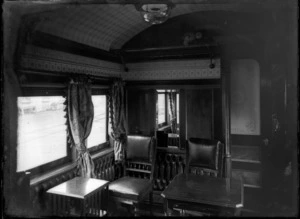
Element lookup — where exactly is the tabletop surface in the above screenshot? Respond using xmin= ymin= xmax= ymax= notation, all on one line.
xmin=47 ymin=177 xmax=109 ymax=199
xmin=161 ymin=173 xmax=243 ymax=208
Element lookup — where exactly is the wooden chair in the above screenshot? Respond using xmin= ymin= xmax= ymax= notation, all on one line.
xmin=186 ymin=138 xmax=224 ymax=177
xmin=108 ymin=135 xmax=156 ymax=216
xmin=175 ymin=138 xmax=225 ymax=216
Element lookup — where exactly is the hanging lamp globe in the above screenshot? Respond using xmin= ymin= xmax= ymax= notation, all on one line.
xmin=135 ymin=1 xmax=175 ymax=25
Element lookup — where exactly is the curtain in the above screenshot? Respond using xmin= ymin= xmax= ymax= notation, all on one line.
xmin=109 ymin=81 xmax=126 ymax=162
xmin=67 ymin=81 xmax=95 ymax=178
xmin=168 ymin=91 xmax=177 ymax=133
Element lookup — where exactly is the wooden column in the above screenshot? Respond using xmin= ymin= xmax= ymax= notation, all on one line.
xmin=221 ymin=48 xmax=231 ymax=178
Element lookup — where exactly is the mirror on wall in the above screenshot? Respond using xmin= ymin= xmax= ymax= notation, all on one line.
xmin=230 ymin=59 xmax=260 ymax=135
xmin=156 ymin=89 xmax=180 ymax=148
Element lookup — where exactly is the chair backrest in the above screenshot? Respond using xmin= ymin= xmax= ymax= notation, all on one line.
xmin=186 ymin=138 xmax=224 ymax=178
xmin=125 ymin=135 xmax=156 ymax=180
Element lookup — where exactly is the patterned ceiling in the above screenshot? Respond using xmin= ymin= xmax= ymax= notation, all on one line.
xmin=34 ymin=3 xmax=247 ymax=51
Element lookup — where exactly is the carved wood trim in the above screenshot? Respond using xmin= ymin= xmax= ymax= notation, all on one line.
xmin=153 ymin=151 xmax=186 ymax=191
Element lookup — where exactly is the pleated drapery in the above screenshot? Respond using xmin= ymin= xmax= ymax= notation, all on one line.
xmin=67 ymin=81 xmax=95 ymax=178
xmin=109 ymin=81 xmax=126 ymax=162
xmin=168 ymin=91 xmax=177 ymax=133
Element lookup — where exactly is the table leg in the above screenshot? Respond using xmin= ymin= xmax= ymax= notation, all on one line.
xmin=134 ymin=202 xmax=140 ymax=216
xmin=66 ymin=197 xmax=71 ymax=215
xmin=105 ymin=185 xmax=109 ymax=214
xmin=82 ymin=199 xmax=87 ymax=217
xmin=234 ymin=207 xmax=242 ymax=216
xmin=149 ymin=191 xmax=153 ymax=216
xmin=163 ymin=198 xmax=172 ymax=216
xmin=50 ymin=194 xmax=56 ymax=216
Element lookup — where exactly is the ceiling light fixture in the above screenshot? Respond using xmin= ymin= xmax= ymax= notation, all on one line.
xmin=135 ymin=1 xmax=175 ymax=25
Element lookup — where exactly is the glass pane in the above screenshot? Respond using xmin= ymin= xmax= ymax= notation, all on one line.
xmin=17 ymin=96 xmax=66 ymax=172
xmin=158 ymin=94 xmax=166 ymax=124
xmin=88 ymin=95 xmax=107 ymax=148
xmin=176 ymin=93 xmax=179 ymax=125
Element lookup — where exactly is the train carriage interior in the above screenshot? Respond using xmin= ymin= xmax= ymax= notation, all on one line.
xmin=2 ymin=0 xmax=298 ymax=217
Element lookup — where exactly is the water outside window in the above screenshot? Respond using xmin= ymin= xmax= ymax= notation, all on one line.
xmin=17 ymin=96 xmax=66 ymax=172
xmin=87 ymin=95 xmax=107 ymax=148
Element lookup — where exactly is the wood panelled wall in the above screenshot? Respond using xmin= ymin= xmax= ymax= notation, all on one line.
xmin=127 ymin=89 xmax=156 ymax=136
xmin=186 ymin=89 xmax=222 ymax=140
xmin=186 ymin=89 xmax=213 ymax=139
xmin=126 ymin=86 xmax=223 ymax=148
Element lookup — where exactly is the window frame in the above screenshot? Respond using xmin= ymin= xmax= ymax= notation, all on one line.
xmin=88 ymin=89 xmax=110 ymax=154
xmin=17 ymin=88 xmax=72 ymax=175
xmin=176 ymin=93 xmax=180 ymax=126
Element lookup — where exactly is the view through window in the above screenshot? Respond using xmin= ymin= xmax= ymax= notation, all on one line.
xmin=157 ymin=93 xmax=166 ymax=124
xmin=17 ymin=96 xmax=66 ymax=172
xmin=176 ymin=93 xmax=179 ymax=124
xmin=87 ymin=95 xmax=107 ymax=148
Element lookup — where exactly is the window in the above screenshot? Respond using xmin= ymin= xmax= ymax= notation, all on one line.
xmin=17 ymin=96 xmax=68 ymax=172
xmin=16 ymin=88 xmax=109 ymax=174
xmin=157 ymin=93 xmax=166 ymax=125
xmin=176 ymin=93 xmax=179 ymax=124
xmin=87 ymin=95 xmax=107 ymax=149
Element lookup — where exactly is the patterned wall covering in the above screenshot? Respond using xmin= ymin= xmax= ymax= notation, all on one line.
xmin=20 ymin=45 xmax=122 ymax=77
xmin=34 ymin=3 xmax=243 ymax=51
xmin=123 ymin=59 xmax=220 ymax=81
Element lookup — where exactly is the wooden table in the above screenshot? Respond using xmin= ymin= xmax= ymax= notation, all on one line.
xmin=161 ymin=173 xmax=244 ymax=216
xmin=47 ymin=177 xmax=109 ymax=217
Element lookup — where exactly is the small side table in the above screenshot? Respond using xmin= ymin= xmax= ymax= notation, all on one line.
xmin=47 ymin=177 xmax=109 ymax=217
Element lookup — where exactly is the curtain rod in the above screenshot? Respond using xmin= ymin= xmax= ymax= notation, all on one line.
xmin=18 ymin=69 xmax=120 ymax=81
xmin=21 ymin=83 xmax=110 ymax=89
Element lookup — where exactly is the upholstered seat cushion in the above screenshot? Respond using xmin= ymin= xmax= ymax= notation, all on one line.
xmin=109 ymin=176 xmax=152 ymax=201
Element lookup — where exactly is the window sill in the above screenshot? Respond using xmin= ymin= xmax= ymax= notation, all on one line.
xmin=91 ymin=147 xmax=113 ymax=160
xmin=30 ymin=162 xmax=76 ymax=186
xmin=158 ymin=124 xmax=171 ymax=131
xmin=30 ymin=147 xmax=114 ymax=187
xmin=89 ymin=141 xmax=110 ymax=155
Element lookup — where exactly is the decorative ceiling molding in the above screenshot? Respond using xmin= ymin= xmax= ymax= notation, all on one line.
xmin=123 ymin=59 xmax=220 ymax=81
xmin=20 ymin=45 xmax=122 ymax=77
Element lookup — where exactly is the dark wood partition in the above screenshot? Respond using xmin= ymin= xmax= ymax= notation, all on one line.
xmin=127 ymin=89 xmax=156 ymax=136
xmin=186 ymin=89 xmax=213 ymax=139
